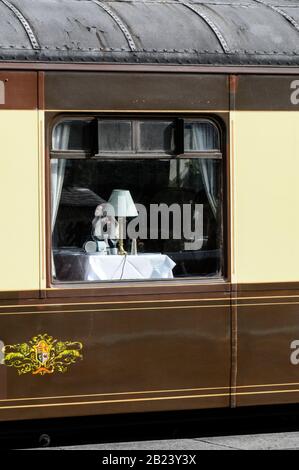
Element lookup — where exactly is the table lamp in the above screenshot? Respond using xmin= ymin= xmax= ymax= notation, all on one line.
xmin=108 ymin=189 xmax=138 ymax=255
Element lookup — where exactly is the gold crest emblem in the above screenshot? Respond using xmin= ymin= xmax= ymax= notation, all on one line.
xmin=4 ymin=334 xmax=83 ymax=375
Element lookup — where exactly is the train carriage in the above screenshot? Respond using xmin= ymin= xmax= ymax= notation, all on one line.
xmin=1 ymin=0 xmax=299 ymax=422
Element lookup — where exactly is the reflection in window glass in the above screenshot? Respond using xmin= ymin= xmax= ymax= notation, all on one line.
xmin=52 ymin=120 xmax=93 ymax=151
xmin=98 ymin=120 xmax=132 ymax=152
xmin=138 ymin=121 xmax=175 ymax=153
xmin=184 ymin=121 xmax=220 ymax=152
xmin=51 ymin=158 xmax=223 ymax=282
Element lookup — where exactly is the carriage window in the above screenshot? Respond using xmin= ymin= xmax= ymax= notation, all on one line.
xmin=51 ymin=117 xmax=224 ymax=283
xmin=138 ymin=121 xmax=175 ymax=153
xmin=53 ymin=120 xmax=94 ymax=152
xmin=97 ymin=119 xmax=175 ymax=155
xmin=184 ymin=121 xmax=220 ymax=152
xmin=98 ymin=120 xmax=132 ymax=153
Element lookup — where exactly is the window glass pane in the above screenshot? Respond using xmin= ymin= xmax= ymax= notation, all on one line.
xmin=52 ymin=120 xmax=93 ymax=151
xmin=98 ymin=120 xmax=132 ymax=152
xmin=138 ymin=121 xmax=175 ymax=153
xmin=184 ymin=121 xmax=220 ymax=152
xmin=51 ymin=157 xmax=223 ymax=282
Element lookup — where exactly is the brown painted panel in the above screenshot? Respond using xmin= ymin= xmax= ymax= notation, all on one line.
xmin=235 ymin=75 xmax=299 ymax=111
xmin=45 ymin=283 xmax=231 ymax=302
xmin=44 ymin=72 xmax=229 ymax=111
xmin=0 ymin=299 xmax=230 ymax=420
xmin=0 ymin=72 xmax=37 ymax=110
xmin=0 ymin=290 xmax=41 ymax=302
xmin=233 ymin=282 xmax=299 ymax=293
xmin=236 ymin=293 xmax=299 ymax=407
xmin=0 ymin=283 xmax=230 ymax=304
xmin=5 ymin=283 xmax=299 ymax=417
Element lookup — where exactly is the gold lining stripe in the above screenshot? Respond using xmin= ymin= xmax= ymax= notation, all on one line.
xmin=0 ymin=304 xmax=230 ymax=316
xmin=2 ymin=387 xmax=299 ymax=411
xmin=2 ymin=294 xmax=299 ymax=311
xmin=1 ymin=299 xmax=299 ymax=315
xmin=46 ymin=110 xmax=229 ymax=114
xmin=1 ymin=381 xmax=298 ymax=404
xmin=0 ymin=393 xmax=229 ymax=410
xmin=237 ymin=382 xmax=299 ymax=389
xmin=0 ymin=297 xmax=231 ymax=309
xmin=237 ymin=301 xmax=299 ymax=307
xmin=237 ymin=388 xmax=299 ymax=396
xmin=0 ymin=386 xmax=230 ymax=403
xmin=233 ymin=294 xmax=299 ymax=300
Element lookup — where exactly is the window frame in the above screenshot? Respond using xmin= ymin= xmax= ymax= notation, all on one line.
xmin=180 ymin=118 xmax=222 ymax=159
xmin=95 ymin=118 xmax=178 ymax=159
xmin=97 ymin=119 xmax=134 ymax=157
xmin=51 ymin=116 xmax=98 ymax=159
xmin=51 ymin=116 xmax=222 ymax=160
xmin=48 ymin=113 xmax=227 ymax=287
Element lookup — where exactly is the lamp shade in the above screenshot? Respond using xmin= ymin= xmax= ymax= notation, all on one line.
xmin=108 ymin=189 xmax=138 ymax=217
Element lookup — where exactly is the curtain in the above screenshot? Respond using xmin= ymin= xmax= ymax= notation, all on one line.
xmin=193 ymin=124 xmax=218 ymax=218
xmin=51 ymin=159 xmax=66 ymax=230
xmin=199 ymin=159 xmax=218 ymax=217
xmin=189 ymin=122 xmax=219 ymax=151
xmin=51 ymin=122 xmax=70 ymax=276
xmin=169 ymin=123 xmax=219 ymax=218
xmin=51 ymin=122 xmax=70 ymax=230
xmin=52 ymin=120 xmax=71 ymax=151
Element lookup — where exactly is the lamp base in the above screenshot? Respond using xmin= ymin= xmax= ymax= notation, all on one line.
xmin=118 ymin=239 xmax=127 ymax=256
xmin=118 ymin=217 xmax=127 ymax=255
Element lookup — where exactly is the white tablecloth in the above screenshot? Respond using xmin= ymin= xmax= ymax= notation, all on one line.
xmin=88 ymin=254 xmax=176 ymax=281
xmin=54 ymin=251 xmax=176 ymax=281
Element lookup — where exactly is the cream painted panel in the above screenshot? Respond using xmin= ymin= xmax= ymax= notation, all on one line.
xmin=38 ymin=111 xmax=46 ymax=290
xmin=231 ymin=111 xmax=299 ymax=283
xmin=0 ymin=111 xmax=40 ymax=291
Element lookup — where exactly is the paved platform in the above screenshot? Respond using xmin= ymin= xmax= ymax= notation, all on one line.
xmin=47 ymin=431 xmax=299 ymax=450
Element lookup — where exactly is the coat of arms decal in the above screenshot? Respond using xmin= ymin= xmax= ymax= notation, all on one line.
xmin=3 ymin=334 xmax=83 ymax=375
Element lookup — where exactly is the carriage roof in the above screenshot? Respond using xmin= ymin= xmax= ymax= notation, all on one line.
xmin=0 ymin=0 xmax=299 ymax=66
